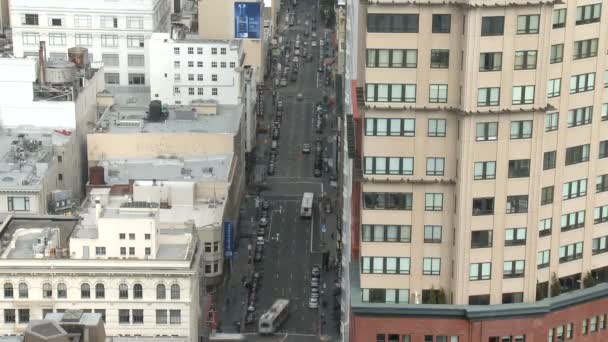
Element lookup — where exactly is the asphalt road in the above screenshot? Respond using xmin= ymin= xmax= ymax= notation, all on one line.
xmin=248 ymin=0 xmax=333 ymax=337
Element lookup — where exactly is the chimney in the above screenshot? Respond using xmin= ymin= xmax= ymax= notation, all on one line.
xmin=38 ymin=41 xmax=46 ymax=85
xmin=95 ymin=197 xmax=102 ymax=220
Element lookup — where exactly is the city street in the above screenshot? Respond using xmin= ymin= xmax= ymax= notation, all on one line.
xmin=215 ymin=0 xmax=340 ymax=340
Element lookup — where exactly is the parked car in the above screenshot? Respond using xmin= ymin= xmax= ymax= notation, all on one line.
xmin=267 ymin=166 xmax=275 ymax=175
xmin=311 ymin=278 xmax=320 ymax=288
xmin=311 ymin=265 xmax=321 ymax=278
xmin=262 ymin=200 xmax=270 ymax=210
xmin=257 ymin=228 xmax=265 ymax=236
xmin=308 ymin=296 xmax=319 ymax=309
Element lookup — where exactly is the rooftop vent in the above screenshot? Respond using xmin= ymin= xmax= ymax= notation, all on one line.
xmin=120 ymin=201 xmax=160 ymax=209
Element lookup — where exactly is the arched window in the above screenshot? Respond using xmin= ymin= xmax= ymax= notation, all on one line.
xmin=42 ymin=283 xmax=52 ymax=298
xmin=95 ymin=283 xmax=105 ymax=299
xmin=18 ymin=283 xmax=28 ymax=298
xmin=81 ymin=283 xmax=90 ymax=298
xmin=118 ymin=283 xmax=128 ymax=299
xmin=156 ymin=284 xmax=166 ymax=299
xmin=170 ymin=284 xmax=180 ymax=300
xmin=57 ymin=283 xmax=67 ymax=298
xmin=3 ymin=283 xmax=13 ymax=298
xmin=133 ymin=283 xmax=143 ymax=299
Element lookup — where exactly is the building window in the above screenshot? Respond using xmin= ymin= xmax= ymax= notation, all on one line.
xmin=95 ymin=284 xmax=105 ymax=298
xmin=547 ymin=78 xmax=561 ymax=98
xmin=129 ymin=247 xmax=135 ymax=255
xmin=561 ymin=210 xmax=585 ymax=231
xmin=474 ymin=161 xmax=496 ymax=180
xmin=174 ymin=87 xmax=181 ymax=95
xmin=510 ymin=121 xmax=532 ymax=139
xmin=156 ymin=310 xmax=168 ymax=324
xmin=481 ymin=16 xmax=504 ymax=36
xmin=573 ymin=38 xmax=598 ymax=59
xmin=426 ymin=157 xmax=445 ymax=176
xmin=145 ymin=247 xmax=151 ymax=256
xmin=471 ymin=230 xmax=492 ymax=248
xmin=543 ymin=151 xmax=556 ymax=170
xmin=22 ymin=14 xmax=39 ymax=25
xmin=361 ymin=225 xmax=411 ymax=243
xmin=429 ymin=84 xmax=448 ymax=103
xmin=537 ymin=250 xmax=550 ymax=269
xmin=4 ymin=283 xmax=13 ymax=298
xmin=362 ymin=289 xmax=410 ymax=304
xmin=42 ymin=283 xmax=52 ymax=298
xmin=81 ymin=284 xmax=90 ymax=298
xmin=363 ymin=192 xmax=413 ymax=210
xmin=565 ymin=144 xmax=590 ymax=165
xmin=553 ymin=8 xmax=567 ymax=28
xmin=367 ymin=14 xmax=419 ymax=33
xmin=432 ymin=14 xmax=451 ymax=33
xmin=7 ymin=196 xmax=30 ymax=212
xmin=102 ymin=54 xmax=119 ymax=67
xmin=119 ymin=309 xmax=130 ymax=324
xmin=597 ymin=174 xmax=608 ymax=193
xmin=592 ymin=236 xmax=608 ymax=255
xmin=428 ymin=119 xmax=446 ymax=137
xmin=133 ymin=284 xmax=143 ymax=299
xmin=503 ymin=260 xmax=525 ymax=278
xmin=583 ymin=319 xmax=589 ymax=335
xmin=211 ymin=61 xmax=217 ymax=68
xmin=21 ymin=32 xmax=39 ymax=45
xmin=171 ymin=284 xmax=180 ymax=300
xmin=479 ymin=52 xmax=502 ymax=71
xmin=559 ymin=242 xmax=583 ymax=263
xmin=212 ymin=74 xmax=218 ymax=81
xmin=366 ymin=84 xmax=416 ymax=103
xmin=75 ymin=34 xmax=92 ymax=46
xmin=100 ymin=35 xmax=118 ymax=47
xmin=505 ymin=227 xmax=527 ymax=246
xmin=74 ymin=15 xmax=92 ymax=27
xmin=128 ymin=74 xmax=145 ymax=85
xmin=212 ymin=88 xmax=218 ymax=96
xmin=18 ymin=309 xmax=29 ymax=324
xmin=170 ymin=310 xmax=181 ymax=324
xmin=4 ymin=309 xmax=15 ymax=323
xmin=127 ymin=55 xmax=145 ymax=67
xmin=365 ymin=118 xmax=416 ymax=137
xmin=364 ymin=157 xmax=414 ymax=175
xmin=424 ymin=225 xmax=442 ymax=243
xmin=57 ymin=283 xmax=67 ymax=298
xmin=119 ymin=284 xmax=128 ymax=299
xmin=514 ymin=50 xmax=537 ymax=70
xmin=469 ymin=295 xmax=490 ymax=305
xmin=230 ymin=62 xmax=236 ymax=68
xmin=211 ymin=47 xmax=218 ymax=55
xmin=469 ymin=263 xmax=491 ymax=280
xmin=472 ymin=197 xmax=494 ymax=215
xmin=512 ymin=85 xmax=535 ymax=105
xmin=188 ymin=87 xmax=195 ymax=95
xmin=104 ymin=73 xmax=120 ymax=84
xmin=423 ymin=257 xmax=441 ymax=275
xmin=476 ymin=122 xmax=498 ymax=140
xmin=563 ymin=179 xmax=587 ymax=200
xmin=506 ymin=195 xmax=528 ymax=214
xmin=594 ymin=205 xmax=608 ymax=224
xmin=430 ymin=50 xmax=449 ymax=68
xmin=600 ymin=140 xmax=608 ymax=159
xmin=127 ymin=35 xmax=145 ymax=48
xmin=477 ymin=87 xmax=500 ymax=107
xmin=568 ymin=106 xmax=592 ymax=127
xmin=545 ymin=112 xmax=559 ymax=132
xmin=174 ymin=47 xmax=180 ymax=55
xmin=575 ymin=4 xmax=602 ymax=25
xmin=570 ymin=72 xmax=595 ymax=94
xmin=197 ymin=47 xmax=203 ymax=54
xmin=550 ymin=44 xmax=564 ymax=63
xmin=541 ymin=186 xmax=554 ymax=205
xmin=516 ymin=15 xmax=539 ymax=34
xmin=131 ymin=309 xmax=144 ymax=324
xmin=220 ymin=47 xmax=227 ymax=55
xmin=366 ymin=49 xmax=417 ymax=68
xmin=502 ymin=292 xmax=524 ymax=304
xmin=120 ymin=247 xmax=126 ymax=255
xmin=186 ymin=47 xmax=194 ymax=55
xmin=424 ymin=193 xmax=443 ymax=211
xmin=508 ymin=159 xmax=531 ymax=178
xmin=101 ymin=16 xmax=118 ymax=28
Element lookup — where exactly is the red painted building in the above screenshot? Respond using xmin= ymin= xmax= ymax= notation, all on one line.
xmin=349 ymin=263 xmax=608 ymax=342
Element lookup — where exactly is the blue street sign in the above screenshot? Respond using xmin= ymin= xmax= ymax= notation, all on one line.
xmin=224 ymin=221 xmax=234 ymax=258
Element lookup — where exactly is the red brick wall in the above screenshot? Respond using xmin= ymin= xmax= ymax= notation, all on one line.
xmin=352 ymin=297 xmax=608 ymax=342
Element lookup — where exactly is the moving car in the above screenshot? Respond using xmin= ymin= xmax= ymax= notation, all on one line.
xmin=311 ymin=40 xmax=317 ymax=47
xmin=280 ymin=78 xmax=287 ymax=87
xmin=311 ymin=265 xmax=321 ymax=278
xmin=262 ymin=200 xmax=270 ymax=210
xmin=301 ymin=143 xmax=311 ymax=154
xmin=259 ymin=217 xmax=269 ymax=227
xmin=297 ymin=93 xmax=303 ymax=101
xmin=308 ymin=296 xmax=319 ymax=309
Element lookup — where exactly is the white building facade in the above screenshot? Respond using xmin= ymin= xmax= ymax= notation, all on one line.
xmin=9 ymin=0 xmax=171 ymax=86
xmin=0 ymin=193 xmax=202 ymax=339
xmin=149 ymin=33 xmax=243 ymax=106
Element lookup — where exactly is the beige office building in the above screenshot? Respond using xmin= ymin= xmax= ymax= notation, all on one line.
xmin=356 ymin=0 xmax=608 ymax=307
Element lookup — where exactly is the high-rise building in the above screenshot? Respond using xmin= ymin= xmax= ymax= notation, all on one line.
xmin=343 ymin=0 xmax=608 ymax=340
xmin=9 ymin=0 xmax=171 ymax=86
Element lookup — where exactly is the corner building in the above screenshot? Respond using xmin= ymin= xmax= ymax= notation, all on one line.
xmin=348 ymin=0 xmax=608 ymax=340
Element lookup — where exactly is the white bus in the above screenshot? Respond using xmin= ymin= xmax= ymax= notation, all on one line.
xmin=300 ymin=192 xmax=314 ymax=218
xmin=258 ymin=299 xmax=290 ymax=335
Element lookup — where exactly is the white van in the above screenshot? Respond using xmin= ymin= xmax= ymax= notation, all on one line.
xmin=271 ymin=140 xmax=278 ymax=151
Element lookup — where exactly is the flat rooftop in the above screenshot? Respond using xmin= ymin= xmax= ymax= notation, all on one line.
xmin=96 ymin=102 xmax=243 ymax=134
xmin=97 ymin=154 xmax=233 ymax=185
xmin=0 ymin=128 xmax=71 ymax=189
xmin=0 ymin=216 xmax=78 ymax=259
